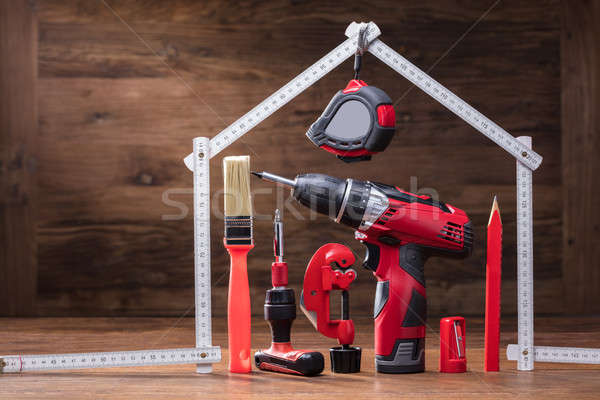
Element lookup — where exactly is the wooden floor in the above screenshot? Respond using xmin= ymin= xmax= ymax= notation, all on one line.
xmin=1 ymin=316 xmax=599 ymax=399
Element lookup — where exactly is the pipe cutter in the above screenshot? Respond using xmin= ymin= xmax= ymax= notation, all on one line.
xmin=300 ymin=243 xmax=361 ymax=373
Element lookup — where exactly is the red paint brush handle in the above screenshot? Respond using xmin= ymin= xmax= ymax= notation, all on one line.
xmin=225 ymin=243 xmax=254 ymax=373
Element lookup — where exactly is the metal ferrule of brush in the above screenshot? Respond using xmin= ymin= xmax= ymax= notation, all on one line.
xmin=224 ymin=216 xmax=253 ymax=246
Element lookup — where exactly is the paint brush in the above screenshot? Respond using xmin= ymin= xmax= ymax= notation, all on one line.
xmin=223 ymin=155 xmax=254 ymax=373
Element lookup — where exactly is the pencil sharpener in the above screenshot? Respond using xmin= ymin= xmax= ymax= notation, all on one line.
xmin=439 ymin=316 xmax=467 ymax=373
xmin=306 ymin=80 xmax=395 ymax=162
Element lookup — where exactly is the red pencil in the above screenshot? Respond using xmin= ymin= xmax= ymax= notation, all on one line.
xmin=485 ymin=196 xmax=502 ymax=372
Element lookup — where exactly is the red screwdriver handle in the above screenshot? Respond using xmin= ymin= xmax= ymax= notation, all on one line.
xmin=255 ymin=343 xmax=324 ymax=376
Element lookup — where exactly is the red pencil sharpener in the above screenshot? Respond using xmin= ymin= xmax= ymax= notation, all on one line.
xmin=439 ymin=317 xmax=467 ymax=373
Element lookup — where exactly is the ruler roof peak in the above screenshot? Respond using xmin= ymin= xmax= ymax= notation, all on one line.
xmin=184 ymin=21 xmax=542 ymax=171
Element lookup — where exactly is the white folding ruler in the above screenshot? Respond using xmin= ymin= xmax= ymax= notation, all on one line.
xmin=359 ymin=39 xmax=542 ymax=171
xmin=507 ymin=345 xmax=600 ymax=365
xmin=515 ymin=136 xmax=535 ymax=370
xmin=182 ymin=21 xmax=550 ymax=371
xmin=184 ymin=22 xmax=542 ymax=171
xmin=0 ymin=348 xmax=220 ymax=373
xmin=192 ymin=137 xmax=216 ymax=373
xmin=505 ymin=138 xmax=600 ymax=368
xmin=1 ymin=22 xmax=381 ymax=376
xmin=0 ymin=141 xmax=220 ymax=376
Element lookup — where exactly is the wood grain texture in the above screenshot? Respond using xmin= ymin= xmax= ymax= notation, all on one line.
xmin=561 ymin=0 xmax=600 ymax=314
xmin=0 ymin=1 xmax=38 ymax=316
xmin=1 ymin=317 xmax=600 ymax=399
xmin=6 ymin=0 xmax=566 ymax=316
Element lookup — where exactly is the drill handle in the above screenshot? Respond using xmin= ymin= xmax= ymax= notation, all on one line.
xmin=362 ymin=241 xmax=428 ymax=373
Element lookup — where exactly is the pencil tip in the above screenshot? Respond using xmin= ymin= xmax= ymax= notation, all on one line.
xmin=488 ymin=195 xmax=501 ymax=225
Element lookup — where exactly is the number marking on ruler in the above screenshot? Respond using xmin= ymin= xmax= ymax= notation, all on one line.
xmin=363 ymin=39 xmax=543 ymax=171
xmin=516 ymin=136 xmax=534 ymax=370
xmin=0 ymin=347 xmax=220 ymax=373
xmin=193 ymin=137 xmax=217 ymax=373
xmin=507 ymin=345 xmax=600 ymax=364
xmin=183 ymin=22 xmax=381 ymax=169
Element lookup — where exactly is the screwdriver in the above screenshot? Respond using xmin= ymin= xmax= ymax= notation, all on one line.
xmin=254 ymin=210 xmax=324 ymax=376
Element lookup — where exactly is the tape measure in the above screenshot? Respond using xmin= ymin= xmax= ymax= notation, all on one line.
xmin=183 ymin=22 xmax=382 ymax=167
xmin=515 ymin=136 xmax=534 ymax=371
xmin=306 ymin=79 xmax=396 ymax=162
xmin=0 ymin=347 xmax=220 ymax=373
xmin=507 ymin=345 xmax=600 ymax=364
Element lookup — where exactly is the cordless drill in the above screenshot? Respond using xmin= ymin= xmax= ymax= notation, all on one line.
xmin=254 ymin=210 xmax=325 ymax=376
xmin=252 ymin=171 xmax=473 ymax=373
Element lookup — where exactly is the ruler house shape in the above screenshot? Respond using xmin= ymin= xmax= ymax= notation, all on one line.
xmin=1 ymin=21 xmax=589 ymax=375
xmin=184 ymin=22 xmax=544 ymax=370
xmin=186 ymin=21 xmax=595 ymax=370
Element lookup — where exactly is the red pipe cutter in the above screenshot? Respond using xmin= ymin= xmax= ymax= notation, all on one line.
xmin=300 ymin=243 xmax=361 ymax=373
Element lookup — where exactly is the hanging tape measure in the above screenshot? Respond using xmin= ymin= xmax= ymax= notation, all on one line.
xmin=306 ymin=79 xmax=396 ymax=162
xmin=183 ymin=22 xmax=382 ymax=167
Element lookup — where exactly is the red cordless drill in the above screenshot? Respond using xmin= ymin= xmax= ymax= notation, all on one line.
xmin=254 ymin=210 xmax=325 ymax=376
xmin=252 ymin=172 xmax=473 ymax=373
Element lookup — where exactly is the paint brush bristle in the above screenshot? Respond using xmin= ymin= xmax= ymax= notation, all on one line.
xmin=223 ymin=156 xmax=253 ymax=245
xmin=223 ymin=156 xmax=252 ymax=217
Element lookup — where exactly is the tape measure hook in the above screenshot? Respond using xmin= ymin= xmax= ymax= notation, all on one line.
xmin=354 ymin=23 xmax=370 ymax=79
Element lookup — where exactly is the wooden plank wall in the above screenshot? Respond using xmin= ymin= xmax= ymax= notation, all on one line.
xmin=0 ymin=1 xmax=38 ymax=316
xmin=2 ymin=0 xmax=570 ymax=317
xmin=561 ymin=0 xmax=600 ymax=314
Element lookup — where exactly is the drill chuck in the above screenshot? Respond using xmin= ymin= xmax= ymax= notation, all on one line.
xmin=253 ymin=171 xmax=378 ymax=230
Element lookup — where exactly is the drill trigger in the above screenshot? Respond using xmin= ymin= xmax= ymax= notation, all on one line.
xmin=362 ymin=241 xmax=380 ymax=272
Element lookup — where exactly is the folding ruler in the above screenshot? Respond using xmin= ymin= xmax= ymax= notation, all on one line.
xmin=512 ymin=136 xmax=535 ymax=370
xmin=1 ymin=20 xmax=559 ymax=375
xmin=504 ymin=138 xmax=600 ymax=368
xmin=181 ymin=21 xmax=554 ymax=371
xmin=1 ymin=21 xmax=380 ymax=376
xmin=0 ymin=348 xmax=220 ymax=374
xmin=507 ymin=345 xmax=600 ymax=364
xmin=0 ymin=132 xmax=220 ymax=376
xmin=183 ymin=22 xmax=542 ymax=170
